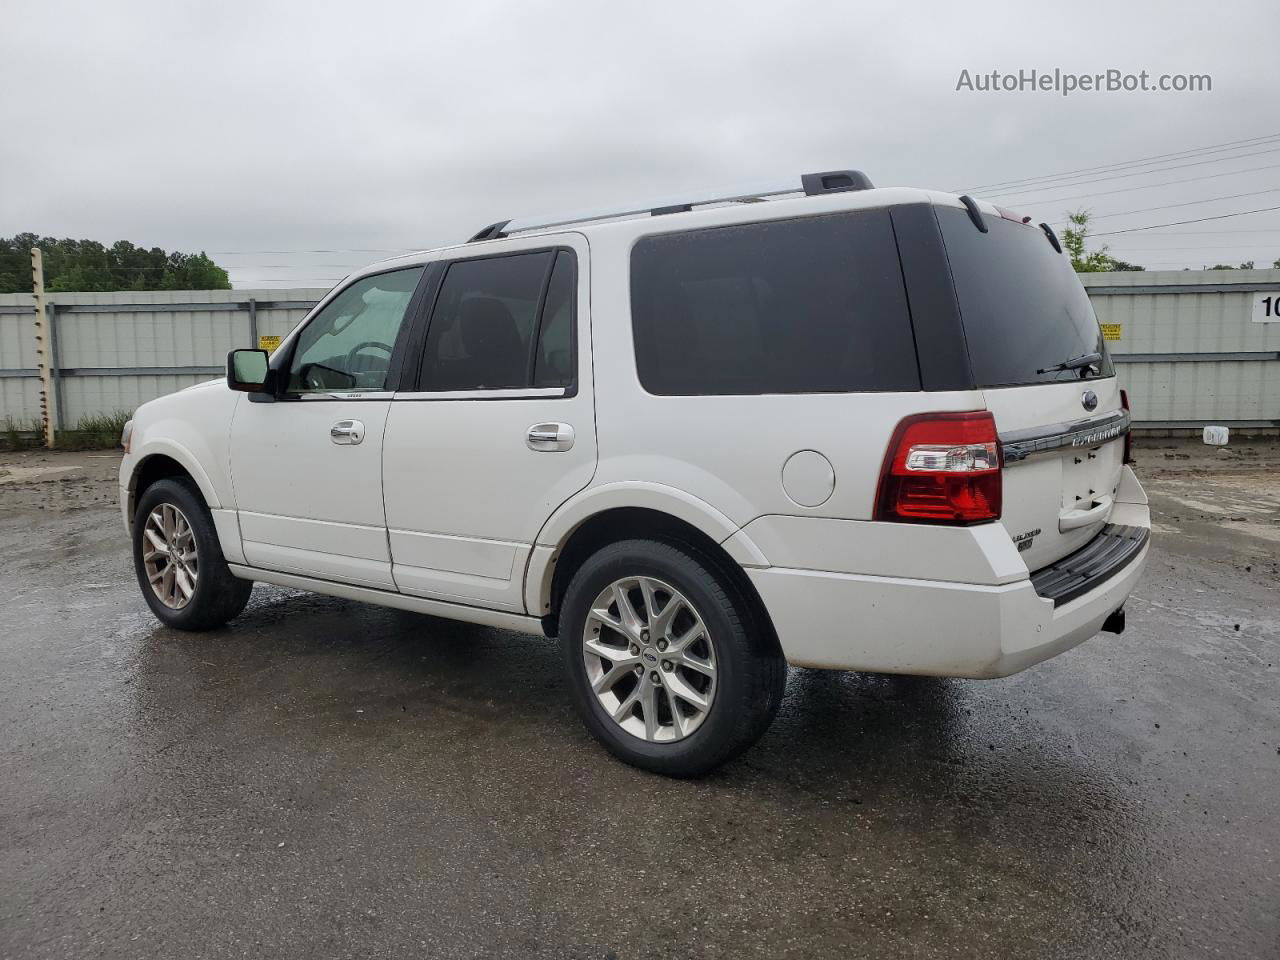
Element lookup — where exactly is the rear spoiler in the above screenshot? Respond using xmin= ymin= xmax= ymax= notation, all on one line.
xmin=956 ymin=194 xmax=1065 ymax=254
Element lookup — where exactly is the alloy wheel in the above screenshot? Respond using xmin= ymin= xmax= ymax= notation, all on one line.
xmin=142 ymin=503 xmax=198 ymax=610
xmin=581 ymin=576 xmax=717 ymax=742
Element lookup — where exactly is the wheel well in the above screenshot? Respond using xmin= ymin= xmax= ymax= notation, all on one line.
xmin=128 ymin=455 xmax=198 ymax=524
xmin=545 ymin=507 xmax=779 ymax=650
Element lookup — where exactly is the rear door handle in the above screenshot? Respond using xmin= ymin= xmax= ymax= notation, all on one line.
xmin=330 ymin=419 xmax=365 ymax=445
xmin=527 ymin=422 xmax=574 ymax=452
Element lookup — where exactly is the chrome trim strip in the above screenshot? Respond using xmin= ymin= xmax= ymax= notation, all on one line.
xmin=1000 ymin=409 xmax=1130 ymax=464
xmin=393 ymin=387 xmax=568 ymax=401
xmin=295 ymin=391 xmax=394 ymax=401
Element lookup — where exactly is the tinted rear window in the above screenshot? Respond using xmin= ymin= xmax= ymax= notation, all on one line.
xmin=630 ymin=211 xmax=920 ymax=395
xmin=937 ymin=207 xmax=1113 ymax=388
xmin=420 ymin=251 xmax=552 ymax=391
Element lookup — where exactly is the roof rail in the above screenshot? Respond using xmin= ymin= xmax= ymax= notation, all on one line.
xmin=466 ymin=169 xmax=874 ymax=241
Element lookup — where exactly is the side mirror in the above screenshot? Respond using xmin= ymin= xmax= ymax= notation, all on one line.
xmin=227 ymin=349 xmax=275 ymax=393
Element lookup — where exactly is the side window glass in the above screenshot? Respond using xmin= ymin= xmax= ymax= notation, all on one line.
xmin=288 ymin=267 xmax=423 ymax=393
xmin=533 ymin=252 xmax=575 ymax=388
xmin=630 ymin=212 xmax=919 ymax=395
xmin=420 ymin=252 xmax=553 ymax=391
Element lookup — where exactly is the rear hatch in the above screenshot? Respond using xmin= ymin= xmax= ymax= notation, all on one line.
xmin=936 ymin=203 xmax=1126 ymax=571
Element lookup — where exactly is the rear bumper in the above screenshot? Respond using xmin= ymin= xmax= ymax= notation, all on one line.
xmin=746 ymin=476 xmax=1151 ymax=679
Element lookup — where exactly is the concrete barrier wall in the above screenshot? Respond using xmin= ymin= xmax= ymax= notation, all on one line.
xmin=2 ymin=269 xmax=1278 ymax=429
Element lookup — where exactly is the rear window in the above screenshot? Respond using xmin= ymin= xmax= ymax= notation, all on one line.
xmin=630 ymin=211 xmax=920 ymax=395
xmin=937 ymin=207 xmax=1114 ymax=388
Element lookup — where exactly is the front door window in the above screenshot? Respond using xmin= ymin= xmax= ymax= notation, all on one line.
xmin=287 ymin=267 xmax=423 ymax=393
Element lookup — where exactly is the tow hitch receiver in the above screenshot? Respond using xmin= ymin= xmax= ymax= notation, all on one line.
xmin=1101 ymin=607 xmax=1126 ymax=635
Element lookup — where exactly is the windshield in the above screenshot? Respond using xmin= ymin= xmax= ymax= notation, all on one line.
xmin=937 ymin=206 xmax=1114 ymax=388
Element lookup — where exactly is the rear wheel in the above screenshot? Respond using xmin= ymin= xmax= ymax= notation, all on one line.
xmin=132 ymin=478 xmax=252 ymax=631
xmin=560 ymin=539 xmax=786 ymax=776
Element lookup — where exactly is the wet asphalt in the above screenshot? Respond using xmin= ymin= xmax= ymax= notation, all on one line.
xmin=1 ymin=444 xmax=1277 ymax=959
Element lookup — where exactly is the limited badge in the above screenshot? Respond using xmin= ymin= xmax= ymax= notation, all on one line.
xmin=1012 ymin=528 xmax=1041 ymax=553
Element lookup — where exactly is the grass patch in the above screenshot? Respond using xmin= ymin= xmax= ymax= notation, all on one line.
xmin=61 ymin=410 xmax=133 ymax=450
xmin=75 ymin=410 xmax=132 ymax=437
xmin=0 ymin=411 xmax=133 ymax=451
xmin=1 ymin=417 xmax=44 ymax=451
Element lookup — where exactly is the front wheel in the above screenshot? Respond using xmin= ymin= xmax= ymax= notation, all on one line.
xmin=560 ymin=539 xmax=786 ymax=777
xmin=132 ymin=478 xmax=253 ymax=631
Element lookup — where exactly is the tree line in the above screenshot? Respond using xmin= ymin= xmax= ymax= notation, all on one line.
xmin=0 ymin=234 xmax=231 ymax=293
xmin=1063 ymin=211 xmax=1280 ymax=273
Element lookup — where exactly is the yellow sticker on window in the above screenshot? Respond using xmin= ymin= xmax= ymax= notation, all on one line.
xmin=1099 ymin=323 xmax=1122 ymax=341
xmin=258 ymin=335 xmax=282 ymax=352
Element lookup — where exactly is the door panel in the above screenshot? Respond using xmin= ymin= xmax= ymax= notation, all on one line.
xmin=231 ymin=399 xmax=395 ymax=587
xmin=228 ymin=264 xmax=428 ymax=587
xmin=389 ymin=535 xmax=531 ymax=609
xmin=390 ymin=528 xmax=521 ymax=581
xmin=383 ymin=236 xmax=595 ymax=611
xmin=384 ymin=396 xmax=594 ymax=609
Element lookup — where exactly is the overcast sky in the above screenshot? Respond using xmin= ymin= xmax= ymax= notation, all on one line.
xmin=2 ymin=0 xmax=1278 ymax=286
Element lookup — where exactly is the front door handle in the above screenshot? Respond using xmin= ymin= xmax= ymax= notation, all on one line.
xmin=330 ymin=419 xmax=365 ymax=445
xmin=527 ymin=422 xmax=574 ymax=452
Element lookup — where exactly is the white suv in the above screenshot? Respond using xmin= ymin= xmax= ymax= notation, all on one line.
xmin=120 ymin=171 xmax=1150 ymax=775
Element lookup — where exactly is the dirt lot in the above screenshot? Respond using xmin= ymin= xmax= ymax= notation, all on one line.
xmin=1 ymin=439 xmax=1277 ymax=959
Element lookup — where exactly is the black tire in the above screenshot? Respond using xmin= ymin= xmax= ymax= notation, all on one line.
xmin=560 ymin=538 xmax=786 ymax=777
xmin=132 ymin=477 xmax=253 ymax=631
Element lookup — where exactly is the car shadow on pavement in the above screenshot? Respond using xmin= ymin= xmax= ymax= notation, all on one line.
xmin=131 ymin=586 xmax=1137 ymax=830
xmin=116 ymin=587 xmax=1168 ymax=952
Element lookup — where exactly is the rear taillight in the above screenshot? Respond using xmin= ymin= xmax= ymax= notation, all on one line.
xmin=875 ymin=412 xmax=1002 ymax=525
xmin=1120 ymin=389 xmax=1134 ymax=465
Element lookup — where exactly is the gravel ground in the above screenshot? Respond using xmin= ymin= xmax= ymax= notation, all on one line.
xmin=1 ymin=439 xmax=1277 ymax=959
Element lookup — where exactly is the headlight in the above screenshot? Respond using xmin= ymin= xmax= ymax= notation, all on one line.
xmin=121 ymin=419 xmax=133 ymax=453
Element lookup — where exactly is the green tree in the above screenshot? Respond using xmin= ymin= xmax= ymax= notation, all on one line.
xmin=0 ymin=235 xmax=231 ymax=293
xmin=1061 ymin=210 xmax=1145 ymax=273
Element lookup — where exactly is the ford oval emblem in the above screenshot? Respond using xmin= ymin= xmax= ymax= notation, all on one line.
xmin=1081 ymin=390 xmax=1098 ymax=412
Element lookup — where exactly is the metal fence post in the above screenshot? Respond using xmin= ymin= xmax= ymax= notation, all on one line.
xmin=247 ymin=297 xmax=258 ymax=348
xmin=46 ymin=302 xmax=65 ymax=432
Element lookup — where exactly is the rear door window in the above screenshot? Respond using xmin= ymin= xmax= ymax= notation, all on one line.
xmin=936 ymin=206 xmax=1114 ymax=387
xmin=420 ymin=251 xmax=571 ymax=391
xmin=630 ymin=211 xmax=920 ymax=395
xmin=533 ymin=251 xmax=575 ymax=388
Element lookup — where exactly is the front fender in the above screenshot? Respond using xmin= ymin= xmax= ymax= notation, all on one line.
xmin=126 ymin=436 xmax=223 ymax=509
xmin=122 ymin=382 xmax=239 ymax=512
